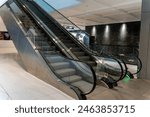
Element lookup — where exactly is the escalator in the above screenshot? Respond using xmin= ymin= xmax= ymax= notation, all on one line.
xmin=97 ymin=45 xmax=142 ymax=79
xmin=15 ymin=0 xmax=127 ymax=88
xmin=1 ymin=0 xmax=128 ymax=100
xmin=20 ymin=0 xmax=97 ymax=69
xmin=95 ymin=44 xmax=142 ymax=80
xmin=116 ymin=54 xmax=142 ymax=79
xmin=4 ymin=0 xmax=97 ymax=100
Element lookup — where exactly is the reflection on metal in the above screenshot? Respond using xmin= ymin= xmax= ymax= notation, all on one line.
xmin=119 ymin=54 xmax=125 ymax=56
xmin=91 ymin=26 xmax=96 ymax=37
xmin=128 ymin=59 xmax=134 ymax=62
xmin=120 ymin=23 xmax=127 ymax=40
xmin=95 ymin=56 xmax=124 ymax=82
xmin=104 ymin=25 xmax=110 ymax=40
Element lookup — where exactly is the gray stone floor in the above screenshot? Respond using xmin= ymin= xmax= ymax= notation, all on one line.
xmin=0 ymin=40 xmax=73 ymax=100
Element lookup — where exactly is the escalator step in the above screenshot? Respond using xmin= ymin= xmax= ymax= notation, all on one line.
xmin=42 ymin=51 xmax=60 ymax=55
xmin=55 ymin=68 xmax=76 ymax=77
xmin=37 ymin=46 xmax=56 ymax=51
xmin=51 ymin=62 xmax=70 ymax=70
xmin=46 ymin=55 xmax=65 ymax=63
xmin=35 ymin=41 xmax=49 ymax=46
xmin=62 ymin=75 xmax=82 ymax=83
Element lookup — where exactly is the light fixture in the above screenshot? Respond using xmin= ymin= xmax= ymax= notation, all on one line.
xmin=91 ymin=26 xmax=96 ymax=37
xmin=104 ymin=25 xmax=110 ymax=39
xmin=120 ymin=23 xmax=127 ymax=40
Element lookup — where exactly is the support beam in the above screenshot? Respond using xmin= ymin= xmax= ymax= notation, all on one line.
xmin=139 ymin=0 xmax=150 ymax=79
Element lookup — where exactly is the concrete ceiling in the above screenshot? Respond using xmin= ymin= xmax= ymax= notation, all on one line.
xmin=51 ymin=0 xmax=142 ymax=26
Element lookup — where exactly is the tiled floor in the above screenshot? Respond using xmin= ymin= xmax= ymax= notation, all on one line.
xmin=87 ymin=79 xmax=150 ymax=100
xmin=0 ymin=40 xmax=73 ymax=100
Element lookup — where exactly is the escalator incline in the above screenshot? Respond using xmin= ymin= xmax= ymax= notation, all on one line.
xmin=10 ymin=0 xmax=96 ymax=98
xmin=20 ymin=0 xmax=97 ymax=70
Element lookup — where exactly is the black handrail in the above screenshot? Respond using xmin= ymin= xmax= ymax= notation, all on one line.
xmin=120 ymin=54 xmax=142 ymax=75
xmin=134 ymin=56 xmax=142 ymax=75
xmin=99 ymin=53 xmax=127 ymax=81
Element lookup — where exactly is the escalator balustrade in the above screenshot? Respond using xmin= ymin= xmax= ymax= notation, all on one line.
xmin=8 ymin=1 xmax=96 ymax=99
xmin=15 ymin=0 xmax=128 ymax=88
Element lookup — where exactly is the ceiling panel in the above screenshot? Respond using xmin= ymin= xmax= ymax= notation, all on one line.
xmin=50 ymin=0 xmax=142 ymax=26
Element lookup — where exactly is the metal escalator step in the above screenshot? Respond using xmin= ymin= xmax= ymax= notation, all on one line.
xmin=42 ymin=51 xmax=60 ymax=55
xmin=35 ymin=41 xmax=49 ymax=46
xmin=36 ymin=45 xmax=48 ymax=50
xmin=62 ymin=75 xmax=82 ymax=83
xmin=22 ymin=20 xmax=34 ymax=24
xmin=71 ymin=80 xmax=93 ymax=93
xmin=37 ymin=46 xmax=56 ymax=51
xmin=55 ymin=68 xmax=76 ymax=77
xmin=46 ymin=55 xmax=65 ymax=63
xmin=51 ymin=62 xmax=70 ymax=70
xmin=22 ymin=22 xmax=35 ymax=27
